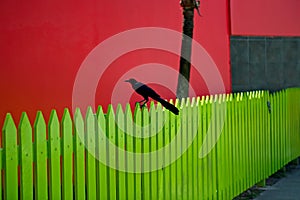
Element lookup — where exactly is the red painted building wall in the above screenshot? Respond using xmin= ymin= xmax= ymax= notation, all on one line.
xmin=231 ymin=0 xmax=300 ymax=36
xmin=0 ymin=0 xmax=231 ymax=126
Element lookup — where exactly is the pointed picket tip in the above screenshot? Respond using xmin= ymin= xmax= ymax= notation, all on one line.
xmin=179 ymin=98 xmax=186 ymax=108
xmin=149 ymin=103 xmax=156 ymax=118
xmin=125 ymin=103 xmax=131 ymax=113
xmin=213 ymin=94 xmax=218 ymax=103
xmin=156 ymin=101 xmax=163 ymax=111
xmin=18 ymin=112 xmax=31 ymax=132
xmin=2 ymin=113 xmax=16 ymax=133
xmin=205 ymin=95 xmax=210 ymax=104
xmin=96 ymin=105 xmax=104 ymax=117
xmin=74 ymin=108 xmax=84 ymax=136
xmin=141 ymin=104 xmax=148 ymax=113
xmin=222 ymin=94 xmax=226 ymax=102
xmin=195 ymin=96 xmax=201 ymax=106
xmin=226 ymin=94 xmax=230 ymax=102
xmin=116 ymin=104 xmax=125 ymax=123
xmin=229 ymin=93 xmax=233 ymax=101
xmin=208 ymin=95 xmax=213 ymax=103
xmin=124 ymin=103 xmax=133 ymax=119
xmin=185 ymin=97 xmax=191 ymax=107
xmin=190 ymin=97 xmax=196 ymax=107
xmin=200 ymin=96 xmax=205 ymax=105
xmin=174 ymin=98 xmax=180 ymax=107
xmin=134 ymin=103 xmax=142 ymax=121
xmin=257 ymin=90 xmax=261 ymax=98
xmin=133 ymin=103 xmax=140 ymax=115
xmin=149 ymin=101 xmax=156 ymax=112
xmin=74 ymin=108 xmax=84 ymax=122
xmin=34 ymin=111 xmax=46 ymax=129
xmin=49 ymin=109 xmax=59 ymax=126
xmin=149 ymin=101 xmax=155 ymax=107
xmin=142 ymin=105 xmax=149 ymax=117
xmin=85 ymin=106 xmax=95 ymax=120
xmin=107 ymin=104 xmax=115 ymax=118
xmin=116 ymin=104 xmax=124 ymax=114
xmin=236 ymin=93 xmax=241 ymax=101
xmin=62 ymin=108 xmax=72 ymax=122
xmin=62 ymin=108 xmax=73 ymax=132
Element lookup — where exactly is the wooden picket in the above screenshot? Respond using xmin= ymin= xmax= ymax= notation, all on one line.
xmin=48 ymin=110 xmax=61 ymax=200
xmin=34 ymin=111 xmax=48 ymax=199
xmin=0 ymin=88 xmax=299 ymax=199
xmin=19 ymin=113 xmax=33 ymax=200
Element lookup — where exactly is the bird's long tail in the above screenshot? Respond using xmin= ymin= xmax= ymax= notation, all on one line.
xmin=153 ymin=97 xmax=179 ymax=115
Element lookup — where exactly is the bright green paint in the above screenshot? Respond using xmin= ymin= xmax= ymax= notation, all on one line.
xmin=48 ymin=110 xmax=61 ymax=200
xmin=0 ymin=89 xmax=299 ymax=200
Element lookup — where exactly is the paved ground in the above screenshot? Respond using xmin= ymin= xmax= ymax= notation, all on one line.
xmin=255 ymin=164 xmax=300 ymax=200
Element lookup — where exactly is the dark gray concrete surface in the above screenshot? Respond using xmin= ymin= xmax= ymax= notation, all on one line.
xmin=255 ymin=165 xmax=300 ymax=200
xmin=231 ymin=36 xmax=300 ymax=92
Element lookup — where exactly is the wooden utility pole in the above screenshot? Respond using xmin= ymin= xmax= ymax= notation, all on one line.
xmin=176 ymin=0 xmax=200 ymax=99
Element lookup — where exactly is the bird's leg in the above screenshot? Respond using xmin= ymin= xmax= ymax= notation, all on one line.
xmin=140 ymin=99 xmax=149 ymax=108
xmin=136 ymin=99 xmax=146 ymax=107
xmin=138 ymin=99 xmax=147 ymax=103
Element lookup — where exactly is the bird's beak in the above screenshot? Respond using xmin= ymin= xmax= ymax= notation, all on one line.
xmin=125 ymin=79 xmax=130 ymax=82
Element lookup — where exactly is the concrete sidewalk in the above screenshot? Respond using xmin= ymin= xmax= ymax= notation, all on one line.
xmin=255 ymin=164 xmax=300 ymax=200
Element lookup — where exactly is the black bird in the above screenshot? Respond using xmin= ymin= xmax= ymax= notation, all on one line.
xmin=125 ymin=78 xmax=179 ymax=115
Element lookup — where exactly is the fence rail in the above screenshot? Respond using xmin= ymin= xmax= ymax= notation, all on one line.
xmin=1 ymin=88 xmax=300 ymax=200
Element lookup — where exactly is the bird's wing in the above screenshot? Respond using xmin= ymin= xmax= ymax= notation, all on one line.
xmin=135 ymin=83 xmax=160 ymax=99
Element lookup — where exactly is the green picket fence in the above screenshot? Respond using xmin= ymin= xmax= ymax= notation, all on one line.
xmin=1 ymin=88 xmax=300 ymax=200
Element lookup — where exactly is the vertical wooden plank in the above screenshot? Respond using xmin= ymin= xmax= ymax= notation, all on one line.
xmin=270 ymin=93 xmax=275 ymax=173
xmin=116 ymin=105 xmax=126 ymax=200
xmin=226 ymin=94 xmax=233 ymax=199
xmin=18 ymin=112 xmax=33 ymax=200
xmin=282 ymin=90 xmax=287 ymax=165
xmin=227 ymin=94 xmax=233 ymax=198
xmin=245 ymin=93 xmax=251 ymax=189
xmin=170 ymin=99 xmax=178 ymax=200
xmin=266 ymin=91 xmax=272 ymax=178
xmin=142 ymin=106 xmax=150 ymax=200
xmin=48 ymin=110 xmax=61 ymax=200
xmin=34 ymin=111 xmax=48 ymax=199
xmin=175 ymin=99 xmax=184 ymax=200
xmin=62 ymin=109 xmax=73 ymax=200
xmin=274 ymin=92 xmax=279 ymax=171
xmin=3 ymin=114 xmax=18 ymax=200
xmin=149 ymin=102 xmax=158 ymax=200
xmin=240 ymin=93 xmax=247 ymax=191
xmin=125 ymin=104 xmax=134 ymax=200
xmin=216 ymin=94 xmax=225 ymax=199
xmin=211 ymin=95 xmax=217 ymax=199
xmin=180 ymin=98 xmax=188 ymax=200
xmin=107 ymin=105 xmax=117 ymax=200
xmin=134 ymin=105 xmax=142 ymax=200
xmin=197 ymin=97 xmax=204 ymax=200
xmin=207 ymin=95 xmax=215 ymax=199
xmin=186 ymin=98 xmax=193 ymax=200
xmin=0 ymin=148 xmax=2 ymax=200
xmin=74 ymin=108 xmax=86 ymax=200
xmin=232 ymin=93 xmax=239 ymax=197
xmin=96 ymin=106 xmax=108 ymax=200
xmin=202 ymin=96 xmax=209 ymax=199
xmin=191 ymin=97 xmax=198 ymax=200
xmin=163 ymin=101 xmax=171 ymax=200
xmin=85 ymin=107 xmax=97 ymax=200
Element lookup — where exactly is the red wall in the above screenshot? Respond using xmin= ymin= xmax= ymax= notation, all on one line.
xmin=231 ymin=0 xmax=300 ymax=36
xmin=0 ymin=0 xmax=231 ymax=126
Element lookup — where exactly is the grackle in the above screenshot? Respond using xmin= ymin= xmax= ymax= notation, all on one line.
xmin=125 ymin=78 xmax=179 ymax=115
